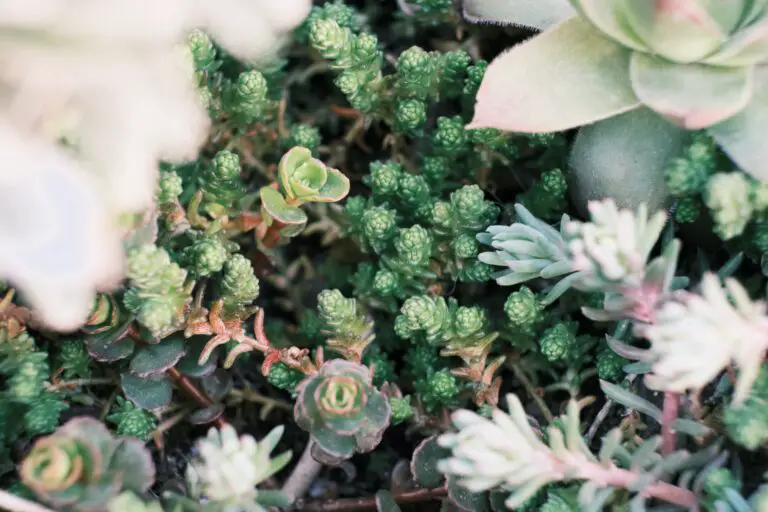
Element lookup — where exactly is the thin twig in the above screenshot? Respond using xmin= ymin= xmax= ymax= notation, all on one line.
xmin=586 ymin=400 xmax=613 ymax=443
xmin=46 ymin=378 xmax=115 ymax=391
xmin=661 ymin=391 xmax=680 ymax=456
xmin=297 ymin=486 xmax=448 ymax=512
xmin=166 ymin=367 xmax=226 ymax=429
xmin=283 ymin=441 xmax=324 ymax=505
xmin=0 ymin=489 xmax=56 ymax=512
xmin=509 ymin=362 xmax=554 ymax=422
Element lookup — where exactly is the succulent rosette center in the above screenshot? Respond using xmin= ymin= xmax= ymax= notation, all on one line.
xmin=316 ymin=375 xmax=367 ymax=418
xmin=21 ymin=438 xmax=93 ymax=492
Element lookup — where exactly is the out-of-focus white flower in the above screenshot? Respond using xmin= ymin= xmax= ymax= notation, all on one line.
xmin=565 ymin=199 xmax=667 ymax=290
xmin=0 ymin=0 xmax=311 ymax=330
xmin=640 ymin=273 xmax=768 ymax=405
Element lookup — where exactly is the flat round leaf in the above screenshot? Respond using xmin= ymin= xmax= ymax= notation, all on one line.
xmin=630 ymin=52 xmax=752 ymax=129
xmin=121 ymin=373 xmax=173 ymax=411
xmin=278 ymin=146 xmax=313 ymax=199
xmin=489 ymin=491 xmax=509 ymax=512
xmin=447 ymin=476 xmax=489 ymax=512
xmin=187 ymin=403 xmax=225 ymax=425
xmin=375 ymin=490 xmax=402 ymax=512
xmin=86 ymin=332 xmax=136 ymax=363
xmin=199 ymin=369 xmax=232 ymax=402
xmin=411 ymin=436 xmax=450 ymax=488
xmin=129 ymin=335 xmax=186 ymax=377
xmin=462 ymin=0 xmax=576 ymax=30
xmin=313 ymin=168 xmax=350 ymax=203
xmin=111 ymin=438 xmax=155 ymax=493
xmin=177 ymin=336 xmax=218 ymax=377
xmin=469 ymin=17 xmax=640 ymax=133
xmin=706 ymin=18 xmax=768 ymax=66
xmin=569 ymin=107 xmax=688 ymax=213
xmin=260 ymin=186 xmax=308 ymax=224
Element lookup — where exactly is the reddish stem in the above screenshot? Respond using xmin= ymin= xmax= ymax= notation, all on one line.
xmin=167 ymin=367 xmax=226 ymax=428
xmin=262 ymin=220 xmax=285 ymax=248
xmin=661 ymin=391 xmax=680 ymax=456
xmin=298 ymin=487 xmax=448 ymax=512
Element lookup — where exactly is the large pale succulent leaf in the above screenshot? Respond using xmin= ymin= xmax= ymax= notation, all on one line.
xmin=569 ymin=0 xmax=649 ymax=51
xmin=708 ymin=67 xmax=768 ymax=180
xmin=705 ymin=18 xmax=768 ymax=66
xmin=569 ymin=108 xmax=688 ymax=213
xmin=469 ymin=17 xmax=640 ymax=133
xmin=620 ymin=0 xmax=727 ymax=62
xmin=462 ymin=0 xmax=576 ymax=30
xmin=630 ymin=52 xmax=753 ymax=128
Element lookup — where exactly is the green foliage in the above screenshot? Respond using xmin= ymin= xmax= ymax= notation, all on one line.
xmin=724 ymin=364 xmax=768 ymax=450
xmin=107 ymin=397 xmax=157 ymax=441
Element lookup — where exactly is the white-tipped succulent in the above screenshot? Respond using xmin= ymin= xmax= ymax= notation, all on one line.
xmin=0 ymin=0 xmax=311 ymax=331
xmin=639 ymin=273 xmax=768 ymax=405
xmin=477 ymin=204 xmax=582 ymax=304
xmin=565 ymin=199 xmax=668 ymax=291
xmin=438 ymin=394 xmax=703 ymax=511
xmin=186 ymin=424 xmax=292 ymax=510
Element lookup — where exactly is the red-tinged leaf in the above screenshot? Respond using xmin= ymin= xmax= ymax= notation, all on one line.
xmin=462 ymin=0 xmax=576 ymax=30
xmin=630 ymin=52 xmax=753 ymax=129
xmin=709 ymin=68 xmax=768 ymax=181
xmin=571 ymin=0 xmax=649 ymax=51
xmin=468 ymin=17 xmax=640 ymax=134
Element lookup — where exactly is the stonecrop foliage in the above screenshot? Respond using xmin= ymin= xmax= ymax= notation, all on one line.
xmin=2 ymin=1 xmax=768 ymax=511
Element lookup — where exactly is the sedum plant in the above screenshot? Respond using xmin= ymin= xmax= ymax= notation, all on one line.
xmin=465 ymin=0 xmax=768 ymax=210
xmin=294 ymin=359 xmax=390 ymax=464
xmin=20 ymin=417 xmax=154 ymax=511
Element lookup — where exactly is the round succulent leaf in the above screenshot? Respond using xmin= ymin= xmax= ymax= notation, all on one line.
xmin=322 ymin=359 xmax=373 ymax=381
xmin=199 ymin=369 xmax=232 ymax=402
xmin=310 ymin=431 xmax=356 ymax=465
xmin=375 ymin=490 xmax=402 ymax=512
xmin=177 ymin=336 xmax=219 ymax=377
xmin=255 ymin=490 xmax=293 ymax=508
xmin=570 ymin=0 xmax=650 ymax=51
xmin=629 ymin=52 xmax=753 ymax=129
xmin=187 ymin=403 xmax=225 ymax=425
xmin=410 ymin=436 xmax=450 ymax=488
xmin=278 ymin=146 xmax=314 ymax=199
xmin=260 ymin=186 xmax=308 ymax=225
xmin=709 ymin=67 xmax=768 ymax=180
xmin=620 ymin=0 xmax=726 ymax=62
xmin=315 ymin=375 xmax=369 ymax=435
xmin=310 ymin=167 xmax=351 ymax=203
xmin=58 ymin=417 xmax=115 ymax=457
xmin=86 ymin=335 xmax=136 ymax=363
xmin=447 ymin=476 xmax=489 ymax=512
xmin=290 ymin=159 xmax=328 ymax=199
xmin=121 ymin=373 xmax=173 ymax=412
xmin=705 ymin=18 xmax=768 ymax=66
xmin=110 ymin=438 xmax=155 ymax=493
xmin=51 ymin=480 xmax=121 ymax=510
xmin=468 ymin=17 xmax=640 ymax=134
xmin=128 ymin=335 xmax=186 ymax=377
xmin=277 ymin=219 xmax=308 ymax=238
xmin=569 ymin=107 xmax=688 ymax=213
xmin=462 ymin=0 xmax=577 ymax=30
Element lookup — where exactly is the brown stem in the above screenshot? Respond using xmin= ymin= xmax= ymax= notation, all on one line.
xmin=509 ymin=362 xmax=554 ymax=423
xmin=263 ymin=220 xmax=285 ymax=248
xmin=661 ymin=391 xmax=679 ymax=456
xmin=166 ymin=367 xmax=226 ymax=429
xmin=297 ymin=487 xmax=448 ymax=512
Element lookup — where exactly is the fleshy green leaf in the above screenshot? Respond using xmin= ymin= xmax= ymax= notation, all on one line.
xmin=187 ymin=404 xmax=225 ymax=425
xmin=110 ymin=439 xmax=155 ymax=493
xmin=447 ymin=476 xmax=489 ymax=512
xmin=462 ymin=0 xmax=576 ymax=30
xmin=630 ymin=52 xmax=753 ymax=129
xmin=199 ymin=369 xmax=232 ymax=402
xmin=570 ymin=0 xmax=650 ymax=51
xmin=129 ymin=335 xmax=186 ymax=377
xmin=86 ymin=335 xmax=136 ymax=363
xmin=468 ymin=17 xmax=640 ymax=133
xmin=708 ymin=68 xmax=768 ymax=180
xmin=260 ymin=186 xmax=308 ymax=225
xmin=375 ymin=490 xmax=402 ymax=512
xmin=410 ymin=435 xmax=450 ymax=488
xmin=313 ymin=168 xmax=351 ymax=203
xmin=569 ymin=107 xmax=688 ymax=212
xmin=177 ymin=336 xmax=219 ymax=377
xmin=256 ymin=490 xmax=293 ymax=508
xmin=121 ymin=374 xmax=173 ymax=411
xmin=619 ymin=0 xmax=726 ymax=62
xmin=279 ymin=146 xmax=313 ymax=199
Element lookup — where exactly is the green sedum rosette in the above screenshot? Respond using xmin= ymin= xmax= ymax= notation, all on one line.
xmin=20 ymin=417 xmax=154 ymax=511
xmin=294 ymin=360 xmax=390 ymax=465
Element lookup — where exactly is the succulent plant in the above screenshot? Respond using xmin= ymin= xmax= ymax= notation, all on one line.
xmin=294 ymin=360 xmax=390 ymax=464
xmin=465 ymin=0 xmax=768 ymax=209
xmin=20 ymin=417 xmax=154 ymax=511
xmin=260 ymin=146 xmax=350 ymax=238
xmin=185 ymin=424 xmax=292 ymax=510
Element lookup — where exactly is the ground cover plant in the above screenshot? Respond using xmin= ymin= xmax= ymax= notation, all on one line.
xmin=0 ymin=1 xmax=768 ymax=511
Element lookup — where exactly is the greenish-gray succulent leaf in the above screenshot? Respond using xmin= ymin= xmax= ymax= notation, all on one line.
xmin=569 ymin=107 xmax=688 ymax=212
xmin=121 ymin=373 xmax=173 ymax=411
xmin=110 ymin=438 xmax=155 ymax=493
xmin=447 ymin=476 xmax=489 ymax=512
xmin=375 ymin=490 xmax=402 ymax=512
xmin=468 ymin=17 xmax=640 ymax=133
xmin=569 ymin=0 xmax=650 ymax=51
xmin=260 ymin=187 xmax=308 ymax=225
xmin=630 ymin=52 xmax=753 ymax=129
xmin=706 ymin=19 xmax=768 ymax=65
xmin=411 ymin=436 xmax=449 ymax=488
xmin=256 ymin=489 xmax=292 ymax=508
xmin=310 ymin=428 xmax=356 ymax=462
xmin=620 ymin=0 xmax=727 ymax=62
xmin=129 ymin=335 xmax=186 ymax=377
xmin=708 ymin=67 xmax=768 ymax=180
xmin=177 ymin=337 xmax=218 ymax=377
xmin=312 ymin=167 xmax=350 ymax=203
xmin=462 ymin=0 xmax=576 ymax=30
